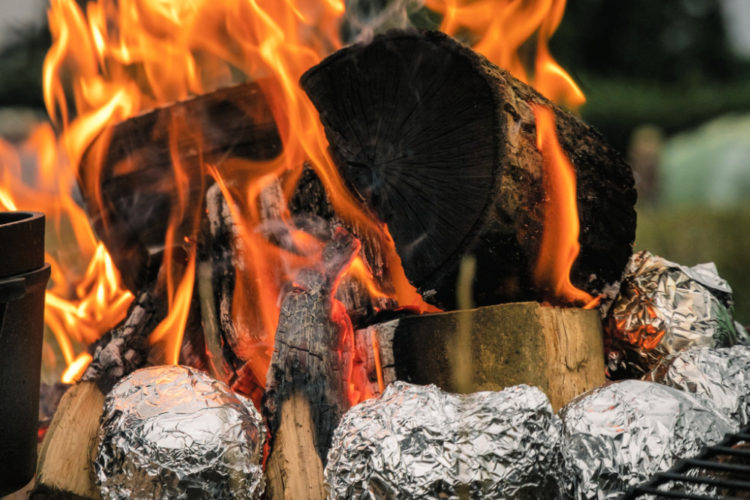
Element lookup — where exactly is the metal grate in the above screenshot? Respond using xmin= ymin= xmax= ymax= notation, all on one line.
xmin=623 ymin=425 xmax=750 ymax=499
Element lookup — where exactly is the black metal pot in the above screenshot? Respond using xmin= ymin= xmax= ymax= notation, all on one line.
xmin=0 ymin=212 xmax=50 ymax=496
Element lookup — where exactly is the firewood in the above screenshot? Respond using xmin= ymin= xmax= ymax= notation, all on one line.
xmin=79 ymin=81 xmax=281 ymax=292
xmin=82 ymin=280 xmax=167 ymax=394
xmin=33 ymin=280 xmax=171 ymax=499
xmin=390 ymin=301 xmax=605 ymax=411
xmin=33 ymin=382 xmax=104 ymax=500
xmin=301 ymin=30 xmax=637 ymax=310
xmin=262 ymin=228 xmax=359 ymax=500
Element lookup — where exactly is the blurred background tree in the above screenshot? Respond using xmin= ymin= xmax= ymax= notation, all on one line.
xmin=1 ymin=0 xmax=748 ymax=322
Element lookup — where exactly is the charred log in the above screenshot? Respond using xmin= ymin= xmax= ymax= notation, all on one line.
xmin=262 ymin=228 xmax=359 ymax=500
xmin=82 ymin=279 xmax=166 ymax=394
xmin=301 ymin=30 xmax=637 ymax=310
xmin=79 ymin=81 xmax=281 ymax=292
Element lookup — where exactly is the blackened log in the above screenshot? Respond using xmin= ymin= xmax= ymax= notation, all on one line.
xmin=289 ymin=166 xmax=396 ymax=325
xmin=82 ymin=280 xmax=166 ymax=394
xmin=262 ymin=228 xmax=359 ymax=500
xmin=79 ymin=81 xmax=282 ymax=292
xmin=301 ymin=30 xmax=637 ymax=310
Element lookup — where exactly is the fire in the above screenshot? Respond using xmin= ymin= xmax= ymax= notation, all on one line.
xmin=2 ymin=0 xmax=591 ymax=389
xmin=532 ymin=105 xmax=592 ymax=305
xmin=0 ymin=124 xmax=132 ymax=382
xmin=427 ymin=0 xmax=590 ymax=304
xmin=426 ymin=0 xmax=585 ymax=108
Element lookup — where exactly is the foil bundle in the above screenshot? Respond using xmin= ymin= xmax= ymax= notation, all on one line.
xmin=560 ymin=379 xmax=736 ymax=499
xmin=646 ymin=345 xmax=750 ymax=426
xmin=95 ymin=365 xmax=265 ymax=500
xmin=605 ymin=250 xmax=749 ymax=376
xmin=325 ymin=381 xmax=564 ymax=499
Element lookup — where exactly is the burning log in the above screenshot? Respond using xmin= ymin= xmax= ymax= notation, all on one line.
xmin=79 ymin=81 xmax=281 ymax=292
xmin=300 ymin=30 xmax=637 ymax=309
xmin=262 ymin=228 xmax=359 ymax=500
xmin=381 ymin=301 xmax=606 ymax=411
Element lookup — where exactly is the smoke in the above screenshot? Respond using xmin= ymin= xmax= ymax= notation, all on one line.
xmin=341 ymin=0 xmax=432 ymax=44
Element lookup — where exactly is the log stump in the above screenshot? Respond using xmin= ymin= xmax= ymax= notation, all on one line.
xmin=386 ymin=301 xmax=606 ymax=411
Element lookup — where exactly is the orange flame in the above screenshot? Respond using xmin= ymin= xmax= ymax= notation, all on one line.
xmin=0 ymin=124 xmax=133 ymax=382
xmin=21 ymin=0 xmax=592 ymax=392
xmin=427 ymin=0 xmax=590 ymax=304
xmin=532 ymin=105 xmax=592 ymax=305
xmin=426 ymin=0 xmax=584 ymax=108
xmin=41 ymin=0 xmax=436 ymax=384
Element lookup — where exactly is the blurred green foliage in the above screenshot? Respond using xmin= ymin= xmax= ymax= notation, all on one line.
xmin=0 ymin=25 xmax=49 ymax=109
xmin=551 ymin=0 xmax=750 ymax=151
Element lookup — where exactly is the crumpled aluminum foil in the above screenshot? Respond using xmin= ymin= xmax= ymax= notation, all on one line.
xmin=560 ymin=379 xmax=736 ymax=499
xmin=95 ymin=365 xmax=266 ymax=500
xmin=605 ymin=250 xmax=749 ymax=377
xmin=325 ymin=381 xmax=565 ymax=499
xmin=646 ymin=345 xmax=750 ymax=427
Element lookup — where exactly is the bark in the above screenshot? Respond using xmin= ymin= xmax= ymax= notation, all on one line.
xmin=262 ymin=228 xmax=359 ymax=499
xmin=301 ymin=30 xmax=637 ymax=310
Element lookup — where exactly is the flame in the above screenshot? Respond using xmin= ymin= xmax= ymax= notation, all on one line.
xmin=426 ymin=0 xmax=590 ymax=303
xmin=0 ymin=125 xmax=133 ymax=382
xmin=40 ymin=0 xmax=436 ymax=387
xmin=426 ymin=0 xmax=584 ymax=108
xmin=18 ymin=0 xmax=592 ymax=392
xmin=532 ymin=105 xmax=592 ymax=305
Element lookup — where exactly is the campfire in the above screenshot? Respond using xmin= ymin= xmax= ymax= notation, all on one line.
xmin=0 ymin=0 xmax=749 ymax=498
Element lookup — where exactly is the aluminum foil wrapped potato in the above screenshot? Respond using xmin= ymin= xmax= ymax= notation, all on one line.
xmin=95 ymin=365 xmax=265 ymax=500
xmin=325 ymin=381 xmax=565 ymax=499
xmin=605 ymin=250 xmax=748 ymax=376
xmin=560 ymin=379 xmax=735 ymax=499
xmin=646 ymin=345 xmax=750 ymax=426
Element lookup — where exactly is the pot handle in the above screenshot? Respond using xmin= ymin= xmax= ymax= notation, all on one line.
xmin=0 ymin=276 xmax=26 ymax=303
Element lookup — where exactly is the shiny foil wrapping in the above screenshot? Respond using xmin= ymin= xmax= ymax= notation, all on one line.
xmin=325 ymin=381 xmax=565 ymax=499
xmin=561 ymin=379 xmax=736 ymax=499
xmin=606 ymin=250 xmax=749 ymax=376
xmin=95 ymin=365 xmax=265 ymax=500
xmin=646 ymin=345 xmax=750 ymax=426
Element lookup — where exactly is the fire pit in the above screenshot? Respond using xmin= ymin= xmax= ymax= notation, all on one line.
xmin=0 ymin=1 xmax=748 ymax=499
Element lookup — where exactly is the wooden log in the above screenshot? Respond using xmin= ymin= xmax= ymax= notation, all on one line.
xmin=82 ymin=280 xmax=167 ymax=394
xmin=262 ymin=228 xmax=359 ymax=500
xmin=300 ymin=30 xmax=637 ymax=310
xmin=387 ymin=301 xmax=605 ymax=411
xmin=32 ymin=382 xmax=104 ymax=500
xmin=79 ymin=81 xmax=282 ymax=292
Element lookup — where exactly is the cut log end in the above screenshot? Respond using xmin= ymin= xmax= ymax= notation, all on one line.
xmin=392 ymin=301 xmax=605 ymax=411
xmin=302 ymin=29 xmax=636 ymax=309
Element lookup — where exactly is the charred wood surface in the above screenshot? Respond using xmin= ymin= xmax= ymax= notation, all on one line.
xmin=301 ymin=30 xmax=637 ymax=309
xmin=262 ymin=229 xmax=358 ymax=499
xmin=82 ymin=280 xmax=166 ymax=394
xmin=80 ymin=82 xmax=281 ymax=291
